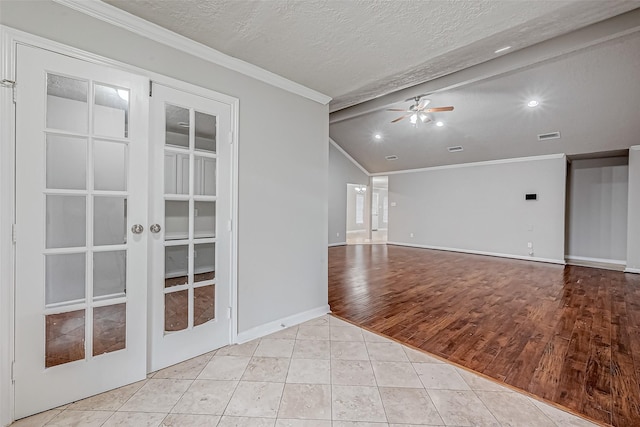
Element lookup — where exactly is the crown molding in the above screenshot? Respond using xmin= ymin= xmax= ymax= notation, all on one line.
xmin=329 ymin=138 xmax=370 ymax=176
xmin=52 ymin=0 xmax=332 ymax=105
xmin=371 ymin=153 xmax=566 ymax=176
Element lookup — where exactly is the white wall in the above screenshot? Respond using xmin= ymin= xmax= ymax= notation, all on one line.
xmin=387 ymin=155 xmax=566 ymax=262
xmin=1 ymin=0 xmax=329 ymax=337
xmin=328 ymin=142 xmax=369 ymax=245
xmin=627 ymin=146 xmax=640 ymax=272
xmin=566 ymin=157 xmax=628 ymax=263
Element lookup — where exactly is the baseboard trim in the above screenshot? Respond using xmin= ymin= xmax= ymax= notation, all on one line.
xmin=329 ymin=242 xmax=347 ymax=247
xmin=386 ymin=241 xmax=566 ymax=265
xmin=236 ymin=305 xmax=331 ymax=344
xmin=565 ymin=255 xmax=626 ymax=265
xmin=565 ymin=255 xmax=626 ymax=271
xmin=624 ymin=268 xmax=640 ymax=274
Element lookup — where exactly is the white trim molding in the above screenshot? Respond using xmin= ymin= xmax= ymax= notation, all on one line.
xmin=329 ymin=242 xmax=347 ymax=247
xmin=624 ymin=268 xmax=640 ymax=274
xmin=52 ymin=0 xmax=331 ymax=106
xmin=329 ymin=138 xmax=370 ymax=176
xmin=387 ymin=242 xmax=566 ymax=266
xmin=0 ymin=25 xmax=16 ymax=427
xmin=372 ymin=153 xmax=566 ymax=176
xmin=236 ymin=305 xmax=331 ymax=344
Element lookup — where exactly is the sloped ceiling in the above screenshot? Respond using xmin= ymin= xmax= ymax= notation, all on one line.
xmin=330 ymin=31 xmax=640 ymax=173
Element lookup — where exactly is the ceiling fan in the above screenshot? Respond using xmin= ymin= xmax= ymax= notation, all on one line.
xmin=387 ymin=94 xmax=454 ymax=124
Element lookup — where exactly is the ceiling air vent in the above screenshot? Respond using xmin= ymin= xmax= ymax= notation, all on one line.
xmin=537 ymin=131 xmax=561 ymax=141
xmin=385 ymin=155 xmax=398 ymax=161
xmin=447 ymin=146 xmax=464 ymax=153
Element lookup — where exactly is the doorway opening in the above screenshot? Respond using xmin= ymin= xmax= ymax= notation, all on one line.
xmin=371 ymin=176 xmax=388 ymax=244
xmin=565 ymin=152 xmax=629 ymax=270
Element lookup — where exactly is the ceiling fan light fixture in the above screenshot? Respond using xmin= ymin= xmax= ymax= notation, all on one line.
xmin=409 ymin=113 xmax=418 ymax=125
xmin=420 ymin=113 xmax=428 ymax=123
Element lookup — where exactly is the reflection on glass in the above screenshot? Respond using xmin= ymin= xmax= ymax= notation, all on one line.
xmin=164 ymin=153 xmax=189 ymax=195
xmin=165 ymin=290 xmax=188 ymax=332
xmin=46 ymin=195 xmax=86 ymax=249
xmin=94 ymin=141 xmax=127 ymax=191
xmin=94 ymin=251 xmax=126 ymax=299
xmin=165 ymin=245 xmax=188 ymax=288
xmin=46 ymin=135 xmax=86 ymax=190
xmin=93 ymin=304 xmax=126 ymax=356
xmin=46 ymin=310 xmax=85 ymax=368
xmin=94 ymin=84 xmax=129 ymax=138
xmin=194 ymin=285 xmax=215 ymax=326
xmin=195 ymin=111 xmax=216 ymax=153
xmin=165 ymin=104 xmax=189 ymax=149
xmin=194 ymin=243 xmax=215 ymax=283
xmin=94 ymin=197 xmax=127 ymax=246
xmin=46 ymin=253 xmax=86 ymax=305
xmin=194 ymin=201 xmax=215 ymax=238
xmin=46 ymin=74 xmax=88 ymax=134
xmin=194 ymin=157 xmax=216 ymax=196
xmin=165 ymin=201 xmax=189 ymax=239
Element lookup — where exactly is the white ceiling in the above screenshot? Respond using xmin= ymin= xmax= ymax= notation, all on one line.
xmin=100 ymin=0 xmax=640 ymax=173
xmin=103 ymin=0 xmax=639 ymax=111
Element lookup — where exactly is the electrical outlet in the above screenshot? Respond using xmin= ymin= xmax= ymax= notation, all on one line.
xmin=410 ymin=233 xmax=414 ymax=238
xmin=336 ymin=232 xmax=340 ymax=237
xmin=527 ymin=242 xmax=533 ymax=248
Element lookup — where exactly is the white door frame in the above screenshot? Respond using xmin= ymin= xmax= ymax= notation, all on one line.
xmin=0 ymin=25 xmax=239 ymax=426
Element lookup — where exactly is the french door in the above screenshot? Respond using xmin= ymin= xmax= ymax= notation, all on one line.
xmin=148 ymin=84 xmax=232 ymax=371
xmin=14 ymin=45 xmax=149 ymax=417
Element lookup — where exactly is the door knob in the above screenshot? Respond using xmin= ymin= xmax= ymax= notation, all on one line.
xmin=150 ymin=224 xmax=162 ymax=234
xmin=131 ymin=224 xmax=144 ymax=234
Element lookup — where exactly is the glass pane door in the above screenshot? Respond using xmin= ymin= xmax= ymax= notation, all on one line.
xmin=164 ymin=105 xmax=217 ymax=332
xmin=149 ymin=83 xmax=232 ymax=372
xmin=14 ymin=45 xmax=148 ymax=418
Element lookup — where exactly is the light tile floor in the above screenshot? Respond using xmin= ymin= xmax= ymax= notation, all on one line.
xmin=12 ymin=315 xmax=599 ymax=427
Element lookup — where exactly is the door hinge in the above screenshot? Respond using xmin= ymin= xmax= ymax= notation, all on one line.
xmin=228 ymin=131 xmax=233 ymax=144
xmin=149 ymin=80 xmax=153 ymax=97
xmin=2 ymin=79 xmax=16 ymax=103
xmin=227 ymin=307 xmax=232 ymax=319
xmin=11 ymin=360 xmax=15 ymax=383
xmin=12 ymin=224 xmax=16 ymax=243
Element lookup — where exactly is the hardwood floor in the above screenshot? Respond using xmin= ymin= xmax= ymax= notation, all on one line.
xmin=328 ymin=244 xmax=640 ymax=427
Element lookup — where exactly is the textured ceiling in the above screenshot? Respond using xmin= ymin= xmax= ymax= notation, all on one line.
xmin=329 ymin=32 xmax=640 ymax=173
xmin=102 ymin=0 xmax=639 ymax=111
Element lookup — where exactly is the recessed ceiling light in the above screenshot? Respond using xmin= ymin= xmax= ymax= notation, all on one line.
xmin=436 ymin=121 xmax=444 ymax=127
xmin=527 ymin=100 xmax=540 ymax=108
xmin=494 ymin=46 xmax=511 ymax=54
xmin=374 ymin=133 xmax=382 ymax=140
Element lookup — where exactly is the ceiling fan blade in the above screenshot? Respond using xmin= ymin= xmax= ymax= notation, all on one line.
xmin=425 ymin=106 xmax=454 ymax=112
xmin=417 ymin=99 xmax=431 ymax=110
xmin=391 ymin=114 xmax=409 ymax=123
xmin=386 ymin=108 xmax=409 ymax=112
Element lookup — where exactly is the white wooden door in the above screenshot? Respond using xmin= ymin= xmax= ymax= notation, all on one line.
xmin=14 ymin=45 xmax=149 ymax=418
xmin=149 ymin=83 xmax=232 ymax=371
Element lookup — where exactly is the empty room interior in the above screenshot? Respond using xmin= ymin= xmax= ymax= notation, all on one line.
xmin=1 ymin=1 xmax=640 ymax=427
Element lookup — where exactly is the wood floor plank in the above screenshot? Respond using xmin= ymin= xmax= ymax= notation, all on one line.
xmin=329 ymin=244 xmax=640 ymax=427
